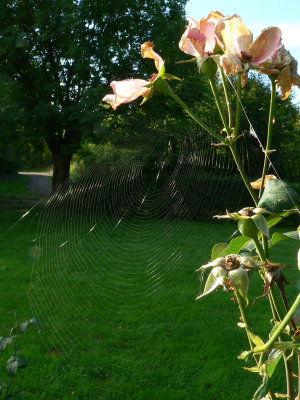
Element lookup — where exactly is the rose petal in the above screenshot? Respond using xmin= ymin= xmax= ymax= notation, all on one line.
xmin=179 ymin=18 xmax=205 ymax=57
xmin=276 ymin=66 xmax=293 ymax=100
xmin=105 ymin=79 xmax=149 ymax=109
xmin=141 ymin=42 xmax=164 ymax=72
xmin=199 ymin=11 xmax=224 ymax=53
xmin=220 ymin=54 xmax=243 ymax=75
xmin=249 ymin=27 xmax=282 ymax=65
xmin=250 ymin=175 xmax=277 ymax=190
xmin=215 ymin=15 xmax=253 ymax=55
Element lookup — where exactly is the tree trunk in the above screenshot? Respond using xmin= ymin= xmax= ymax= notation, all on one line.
xmin=51 ymin=152 xmax=72 ymax=194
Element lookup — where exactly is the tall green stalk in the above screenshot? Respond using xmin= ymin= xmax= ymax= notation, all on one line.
xmin=259 ymin=76 xmax=276 ymax=198
xmin=208 ymin=76 xmax=231 ymax=136
xmin=219 ymin=67 xmax=233 ymax=128
xmin=234 ymin=73 xmax=242 ymax=137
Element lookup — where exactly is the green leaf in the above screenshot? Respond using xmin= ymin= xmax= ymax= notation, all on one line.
xmin=248 ymin=331 xmax=264 ymax=347
xmin=211 ymin=243 xmax=227 ymax=260
xmin=218 ymin=235 xmax=251 ymax=257
xmin=6 ymin=361 xmax=18 ymax=377
xmin=252 ymin=214 xmax=269 ymax=239
xmin=269 ymin=231 xmax=299 ymax=247
xmin=258 ymin=179 xmax=299 ymax=213
xmin=265 ymin=349 xmax=283 ymax=378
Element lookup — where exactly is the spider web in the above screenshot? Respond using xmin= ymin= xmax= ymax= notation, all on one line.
xmin=2 ymin=75 xmax=298 ymax=399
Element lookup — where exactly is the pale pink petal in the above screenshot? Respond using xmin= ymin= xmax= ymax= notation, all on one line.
xmin=220 ymin=54 xmax=243 ymax=75
xmin=179 ymin=18 xmax=205 ymax=57
xmin=104 ymin=79 xmax=150 ymax=109
xmin=199 ymin=11 xmax=224 ymax=53
xmin=111 ymin=79 xmax=149 ymax=98
xmin=215 ymin=15 xmax=253 ymax=55
xmin=102 ymin=94 xmax=117 ymax=107
xmin=249 ymin=27 xmax=282 ymax=65
xmin=141 ymin=42 xmax=164 ymax=72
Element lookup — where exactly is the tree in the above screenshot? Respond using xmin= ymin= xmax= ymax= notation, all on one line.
xmin=0 ymin=0 xmax=187 ymax=192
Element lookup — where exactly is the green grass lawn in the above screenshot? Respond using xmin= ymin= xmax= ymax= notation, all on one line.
xmin=0 ymin=206 xmax=299 ymax=400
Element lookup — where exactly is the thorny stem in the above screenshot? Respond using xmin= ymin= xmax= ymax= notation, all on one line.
xmin=219 ymin=67 xmax=233 ymax=128
xmin=208 ymin=76 xmax=231 ymax=136
xmin=234 ymin=73 xmax=242 ymax=137
xmin=259 ymin=75 xmax=276 ymax=198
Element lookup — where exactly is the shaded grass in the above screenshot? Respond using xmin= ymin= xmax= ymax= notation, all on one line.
xmin=0 ymin=207 xmax=299 ymax=399
xmin=0 ymin=174 xmax=39 ymax=200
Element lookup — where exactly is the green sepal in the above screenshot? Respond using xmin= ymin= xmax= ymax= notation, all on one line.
xmin=252 ymin=366 xmax=270 ymax=400
xmin=176 ymin=58 xmax=197 ymax=64
xmin=196 ymin=266 xmax=227 ymax=300
xmin=247 ymin=330 xmax=264 ymax=347
xmin=238 ymin=350 xmax=253 ymax=363
xmin=163 ymin=73 xmax=182 ymax=81
xmin=242 ymin=366 xmax=259 ymax=373
xmin=252 ymin=214 xmax=270 ymax=239
xmin=229 ymin=268 xmax=249 ymax=305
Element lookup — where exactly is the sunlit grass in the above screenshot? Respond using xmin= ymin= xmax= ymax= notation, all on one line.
xmin=0 ymin=207 xmax=299 ymax=399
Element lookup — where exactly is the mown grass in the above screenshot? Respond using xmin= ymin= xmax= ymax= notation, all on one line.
xmin=0 ymin=206 xmax=299 ymax=400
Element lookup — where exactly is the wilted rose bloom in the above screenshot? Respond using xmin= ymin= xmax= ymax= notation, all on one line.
xmin=215 ymin=14 xmax=282 ymax=86
xmin=179 ymin=11 xmax=224 ymax=57
xmin=196 ymin=253 xmax=262 ymax=304
xmin=259 ymin=48 xmax=300 ymax=100
xmin=102 ymin=42 xmax=164 ymax=110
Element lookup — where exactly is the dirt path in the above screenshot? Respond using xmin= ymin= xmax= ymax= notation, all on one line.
xmin=19 ymin=171 xmax=52 ymax=196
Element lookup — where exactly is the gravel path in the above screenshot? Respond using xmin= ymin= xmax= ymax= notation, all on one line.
xmin=19 ymin=171 xmax=52 ymax=196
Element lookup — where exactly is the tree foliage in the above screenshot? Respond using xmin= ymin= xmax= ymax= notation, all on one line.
xmin=0 ymin=0 xmax=187 ymax=190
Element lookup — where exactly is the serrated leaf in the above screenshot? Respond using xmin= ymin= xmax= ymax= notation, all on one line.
xmin=211 ymin=243 xmax=227 ymax=260
xmin=218 ymin=235 xmax=251 ymax=257
xmin=248 ymin=331 xmax=264 ymax=347
xmin=265 ymin=349 xmax=283 ymax=378
xmin=6 ymin=361 xmax=18 ymax=377
xmin=252 ymin=215 xmax=269 ymax=239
